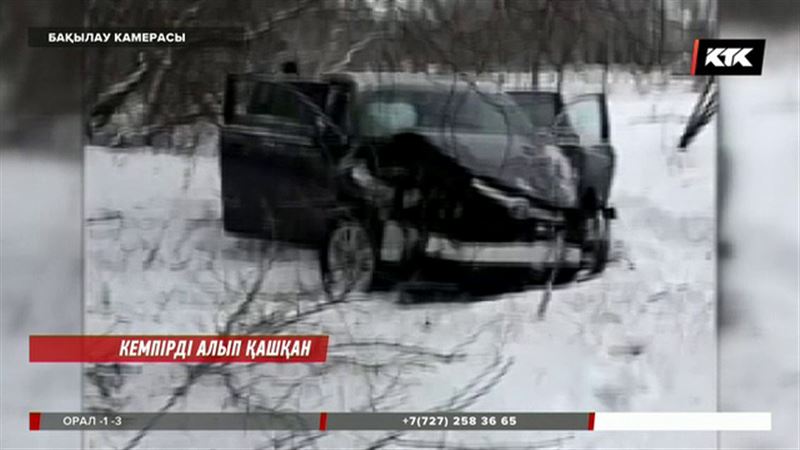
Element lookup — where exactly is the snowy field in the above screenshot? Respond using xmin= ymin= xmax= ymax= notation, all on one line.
xmin=83 ymin=88 xmax=716 ymax=449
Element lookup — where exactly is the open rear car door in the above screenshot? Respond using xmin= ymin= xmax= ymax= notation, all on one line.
xmin=560 ymin=93 xmax=615 ymax=211
xmin=220 ymin=75 xmax=347 ymax=243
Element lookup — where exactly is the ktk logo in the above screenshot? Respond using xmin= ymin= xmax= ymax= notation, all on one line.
xmin=705 ymin=48 xmax=753 ymax=67
xmin=691 ymin=39 xmax=765 ymax=75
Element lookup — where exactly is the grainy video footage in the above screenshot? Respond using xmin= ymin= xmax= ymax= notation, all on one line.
xmin=80 ymin=1 xmax=716 ymax=448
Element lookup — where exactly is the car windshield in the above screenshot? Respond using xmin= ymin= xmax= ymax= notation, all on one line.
xmin=506 ymin=92 xmax=561 ymax=128
xmin=358 ymin=87 xmax=533 ymax=137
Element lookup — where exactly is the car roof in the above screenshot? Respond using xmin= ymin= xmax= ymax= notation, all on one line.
xmin=324 ymin=72 xmax=501 ymax=93
xmin=228 ymin=71 xmax=501 ymax=93
xmin=505 ymin=89 xmax=561 ymax=95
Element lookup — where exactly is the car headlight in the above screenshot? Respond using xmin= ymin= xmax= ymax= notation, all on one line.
xmin=471 ymin=177 xmax=565 ymax=221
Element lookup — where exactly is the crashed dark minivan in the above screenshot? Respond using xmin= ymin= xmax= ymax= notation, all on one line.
xmin=219 ymin=72 xmax=610 ymax=296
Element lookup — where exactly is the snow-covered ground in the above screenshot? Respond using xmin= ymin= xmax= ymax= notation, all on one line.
xmin=83 ymin=88 xmax=716 ymax=449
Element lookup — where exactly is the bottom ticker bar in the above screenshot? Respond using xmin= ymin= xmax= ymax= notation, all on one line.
xmin=593 ymin=412 xmax=772 ymax=431
xmin=29 ymin=412 xmax=771 ymax=431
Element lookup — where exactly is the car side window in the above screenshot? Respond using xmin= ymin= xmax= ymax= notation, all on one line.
xmin=246 ymin=82 xmax=328 ymax=126
xmin=564 ymin=96 xmax=605 ymax=145
xmin=248 ymin=83 xmax=300 ymax=122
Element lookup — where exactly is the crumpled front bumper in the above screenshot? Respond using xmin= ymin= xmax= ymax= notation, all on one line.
xmin=424 ymin=233 xmax=581 ymax=267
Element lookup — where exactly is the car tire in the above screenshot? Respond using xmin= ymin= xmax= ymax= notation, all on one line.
xmin=584 ymin=208 xmax=611 ymax=274
xmin=319 ymin=219 xmax=377 ymax=300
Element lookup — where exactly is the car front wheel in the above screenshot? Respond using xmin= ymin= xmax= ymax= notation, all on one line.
xmin=319 ymin=220 xmax=376 ymax=300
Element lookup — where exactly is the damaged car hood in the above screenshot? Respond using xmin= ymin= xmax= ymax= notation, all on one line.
xmin=414 ymin=130 xmax=578 ymax=209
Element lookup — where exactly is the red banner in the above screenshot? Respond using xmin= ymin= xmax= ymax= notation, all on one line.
xmin=29 ymin=335 xmax=329 ymax=363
